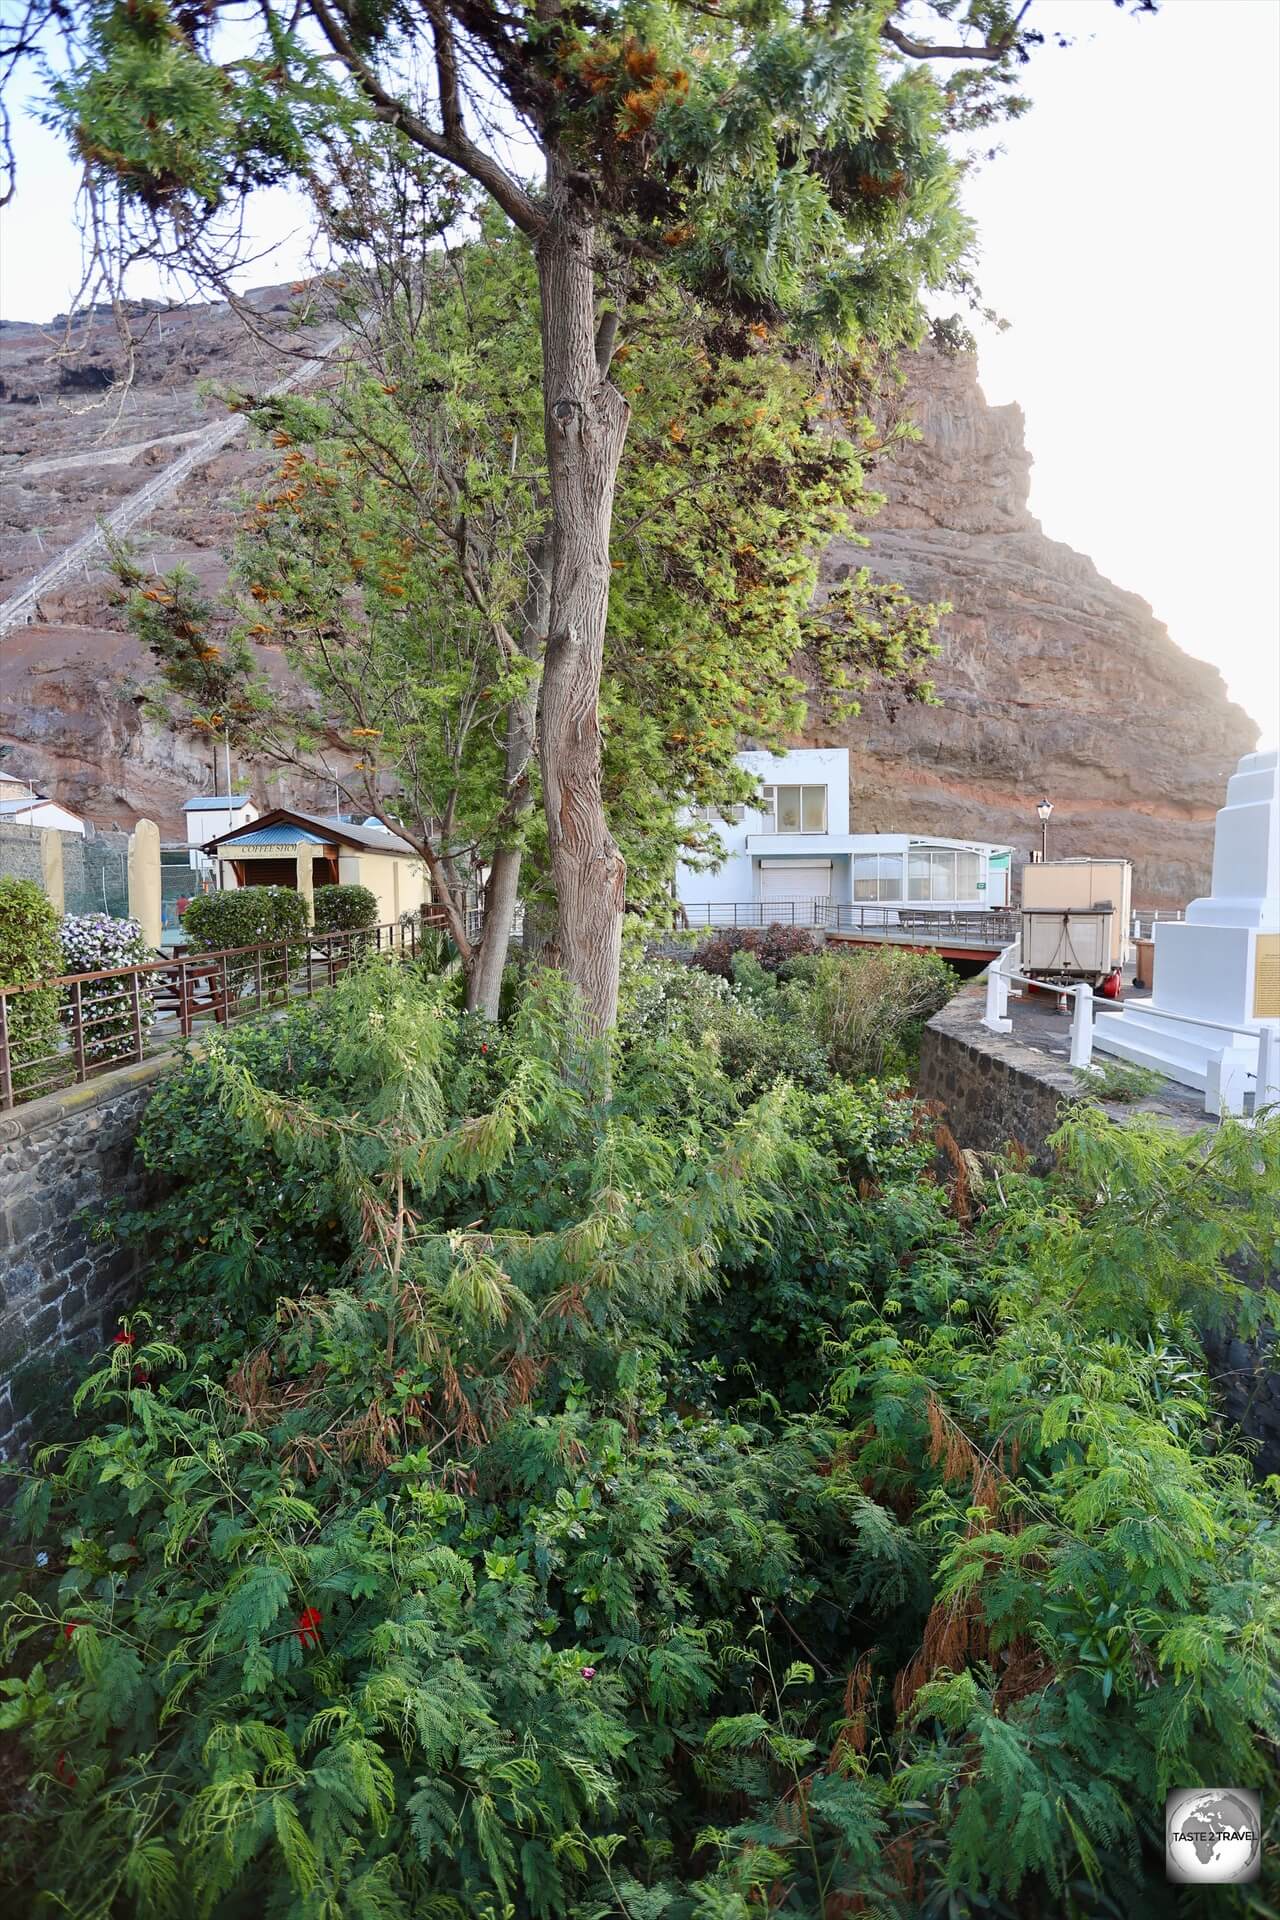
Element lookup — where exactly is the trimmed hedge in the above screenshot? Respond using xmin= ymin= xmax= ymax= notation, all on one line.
xmin=181 ymin=886 xmax=310 ymax=952
xmin=0 ymin=877 xmax=63 ymax=1093
xmin=313 ymin=883 xmax=379 ymax=933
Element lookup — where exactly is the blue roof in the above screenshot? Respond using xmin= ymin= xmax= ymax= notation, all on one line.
xmin=221 ymin=822 xmax=332 ymax=846
xmin=184 ymin=795 xmax=252 ymax=809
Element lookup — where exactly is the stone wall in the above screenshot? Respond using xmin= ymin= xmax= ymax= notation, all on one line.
xmin=919 ymin=982 xmax=1280 ymax=1474
xmin=0 ymin=1057 xmax=167 ymax=1462
xmin=916 ymin=982 xmax=1084 ymax=1169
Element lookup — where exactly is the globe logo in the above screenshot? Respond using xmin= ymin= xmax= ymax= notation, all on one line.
xmin=1166 ymin=1788 xmax=1262 ymax=1884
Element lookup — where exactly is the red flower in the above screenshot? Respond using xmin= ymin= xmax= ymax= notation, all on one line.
xmin=54 ymin=1751 xmax=77 ymax=1787
xmin=580 ymin=1664 xmax=597 ymax=1680
xmin=295 ymin=1607 xmax=323 ymax=1649
xmin=132 ymin=1367 xmax=152 ymax=1389
xmin=480 ymin=1043 xmax=488 ymax=1054
xmin=112 ymin=1330 xmax=135 ymax=1347
xmin=63 ymin=1622 xmax=79 ymax=1641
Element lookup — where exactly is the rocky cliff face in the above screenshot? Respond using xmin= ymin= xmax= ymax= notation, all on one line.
xmin=1 ymin=294 xmax=1256 ymax=901
xmin=831 ymin=350 xmax=1256 ymax=905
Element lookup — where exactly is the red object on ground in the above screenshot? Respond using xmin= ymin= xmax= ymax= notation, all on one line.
xmin=1098 ymin=970 xmax=1122 ymax=1000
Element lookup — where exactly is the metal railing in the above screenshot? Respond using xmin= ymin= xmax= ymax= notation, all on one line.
xmin=1130 ymin=908 xmax=1186 ymax=941
xmin=677 ymin=901 xmax=1019 ymax=944
xmin=0 ymin=920 xmax=420 ymax=1111
xmin=982 ymin=940 xmax=1280 ymax=1119
xmin=824 ymin=905 xmax=1020 ymax=944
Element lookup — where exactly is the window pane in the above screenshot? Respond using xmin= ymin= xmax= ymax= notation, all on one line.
xmin=801 ymin=786 xmax=827 ymax=832
xmin=877 ymin=855 xmax=902 ymax=901
xmin=930 ymin=850 xmax=957 ymax=901
xmin=777 ymin=786 xmax=803 ymax=833
xmin=956 ymin=851 xmax=979 ymax=897
xmin=759 ymin=787 xmax=776 ymax=833
xmin=908 ymin=850 xmax=931 ymax=900
xmin=854 ymin=854 xmax=878 ymax=901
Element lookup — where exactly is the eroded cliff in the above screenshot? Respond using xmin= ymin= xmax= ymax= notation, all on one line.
xmin=1 ymin=294 xmax=1256 ymax=901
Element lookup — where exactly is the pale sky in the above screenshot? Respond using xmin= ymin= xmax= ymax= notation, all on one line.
xmin=2 ymin=0 xmax=1277 ymax=746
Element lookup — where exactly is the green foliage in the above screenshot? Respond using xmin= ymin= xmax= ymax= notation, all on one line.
xmin=811 ymin=945 xmax=957 ymax=1077
xmin=312 ymin=884 xmax=379 ymax=933
xmin=1076 ymin=1060 xmax=1168 ymax=1104
xmin=121 ymin=216 xmax=945 ymax=927
xmin=5 ymin=961 xmax=1278 ymax=1917
xmin=182 ymin=886 xmax=310 ymax=951
xmin=0 ymin=876 xmax=63 ymax=1093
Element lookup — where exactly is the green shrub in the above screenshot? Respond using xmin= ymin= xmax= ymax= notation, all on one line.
xmin=5 ymin=962 xmax=1280 ymax=1918
xmin=1076 ymin=1059 xmax=1167 ymax=1103
xmin=0 ymin=876 xmax=63 ymax=1095
xmin=181 ymin=885 xmax=310 ymax=951
xmin=313 ymin=883 xmax=379 ymax=933
xmin=812 ymin=944 xmax=956 ymax=1078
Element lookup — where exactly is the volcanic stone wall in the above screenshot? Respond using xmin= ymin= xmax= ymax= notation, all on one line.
xmin=0 ymin=1059 xmax=164 ymax=1464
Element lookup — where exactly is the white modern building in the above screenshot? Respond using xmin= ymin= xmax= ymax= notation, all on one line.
xmin=0 ymin=770 xmax=86 ymax=835
xmin=674 ymin=747 xmax=1012 ymax=915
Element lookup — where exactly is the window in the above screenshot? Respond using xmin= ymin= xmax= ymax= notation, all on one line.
xmin=930 ymin=850 xmax=957 ymax=901
xmin=907 ymin=847 xmax=972 ymax=902
xmin=691 ymin=803 xmax=745 ymax=824
xmin=854 ymin=853 xmax=903 ymax=901
xmin=760 ymin=784 xmax=827 ymax=834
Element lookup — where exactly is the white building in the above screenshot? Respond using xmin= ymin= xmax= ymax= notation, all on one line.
xmin=0 ymin=771 xmax=86 ymax=835
xmin=674 ymin=747 xmax=1012 ymax=915
xmin=182 ymin=793 xmax=258 ymax=869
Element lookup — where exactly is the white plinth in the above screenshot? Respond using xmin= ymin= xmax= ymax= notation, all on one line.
xmin=1093 ymin=749 xmax=1279 ymax=1096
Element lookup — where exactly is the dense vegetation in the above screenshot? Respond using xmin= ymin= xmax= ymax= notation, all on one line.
xmin=0 ymin=878 xmax=62 ymax=1092
xmin=2 ymin=947 xmax=1277 ymax=1917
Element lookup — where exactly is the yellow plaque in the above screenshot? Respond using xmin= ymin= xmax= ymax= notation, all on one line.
xmin=1255 ymin=935 xmax=1280 ymax=1020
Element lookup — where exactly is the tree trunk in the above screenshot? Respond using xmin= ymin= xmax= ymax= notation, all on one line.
xmin=464 ymin=535 xmax=549 ymax=1020
xmin=535 ymin=186 xmax=630 ymax=1034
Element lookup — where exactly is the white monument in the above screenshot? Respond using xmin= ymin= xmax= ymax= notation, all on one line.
xmin=1093 ymin=748 xmax=1280 ymax=1107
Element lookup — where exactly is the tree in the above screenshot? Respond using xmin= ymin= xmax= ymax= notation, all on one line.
xmin=125 ymin=203 xmax=944 ymax=1012
xmin=23 ymin=0 xmax=1109 ymax=1026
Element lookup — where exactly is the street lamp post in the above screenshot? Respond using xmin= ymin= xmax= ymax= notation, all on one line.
xmin=1036 ymin=797 xmax=1054 ymax=863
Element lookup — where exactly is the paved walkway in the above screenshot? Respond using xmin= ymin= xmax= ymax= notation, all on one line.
xmin=999 ymin=969 xmax=1207 ymax=1122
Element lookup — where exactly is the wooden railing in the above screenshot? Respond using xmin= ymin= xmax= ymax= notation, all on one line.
xmin=0 ymin=921 xmax=421 ymax=1111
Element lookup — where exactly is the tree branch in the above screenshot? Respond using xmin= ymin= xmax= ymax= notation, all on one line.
xmin=880 ymin=11 xmax=1024 ymax=63
xmin=594 ymin=307 xmax=620 ymax=379
xmin=304 ymin=0 xmax=544 ymax=234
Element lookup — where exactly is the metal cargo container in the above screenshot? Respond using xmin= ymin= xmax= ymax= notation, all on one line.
xmin=1019 ymin=858 xmax=1132 ymax=968
xmin=1021 ymin=907 xmax=1115 ymax=981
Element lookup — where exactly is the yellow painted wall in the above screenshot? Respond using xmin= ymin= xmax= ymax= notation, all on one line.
xmin=339 ymin=851 xmax=430 ymax=925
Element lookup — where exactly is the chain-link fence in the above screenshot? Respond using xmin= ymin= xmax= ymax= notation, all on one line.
xmin=64 ymin=829 xmax=130 ymax=918
xmin=0 ymin=822 xmax=132 ymax=919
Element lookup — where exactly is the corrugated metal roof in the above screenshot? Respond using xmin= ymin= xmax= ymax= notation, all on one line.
xmin=208 ymin=808 xmax=418 ymax=857
xmin=222 ymin=823 xmax=332 ymax=847
xmin=316 ymin=816 xmax=416 ymax=855
xmin=184 ymin=795 xmax=252 ymax=809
